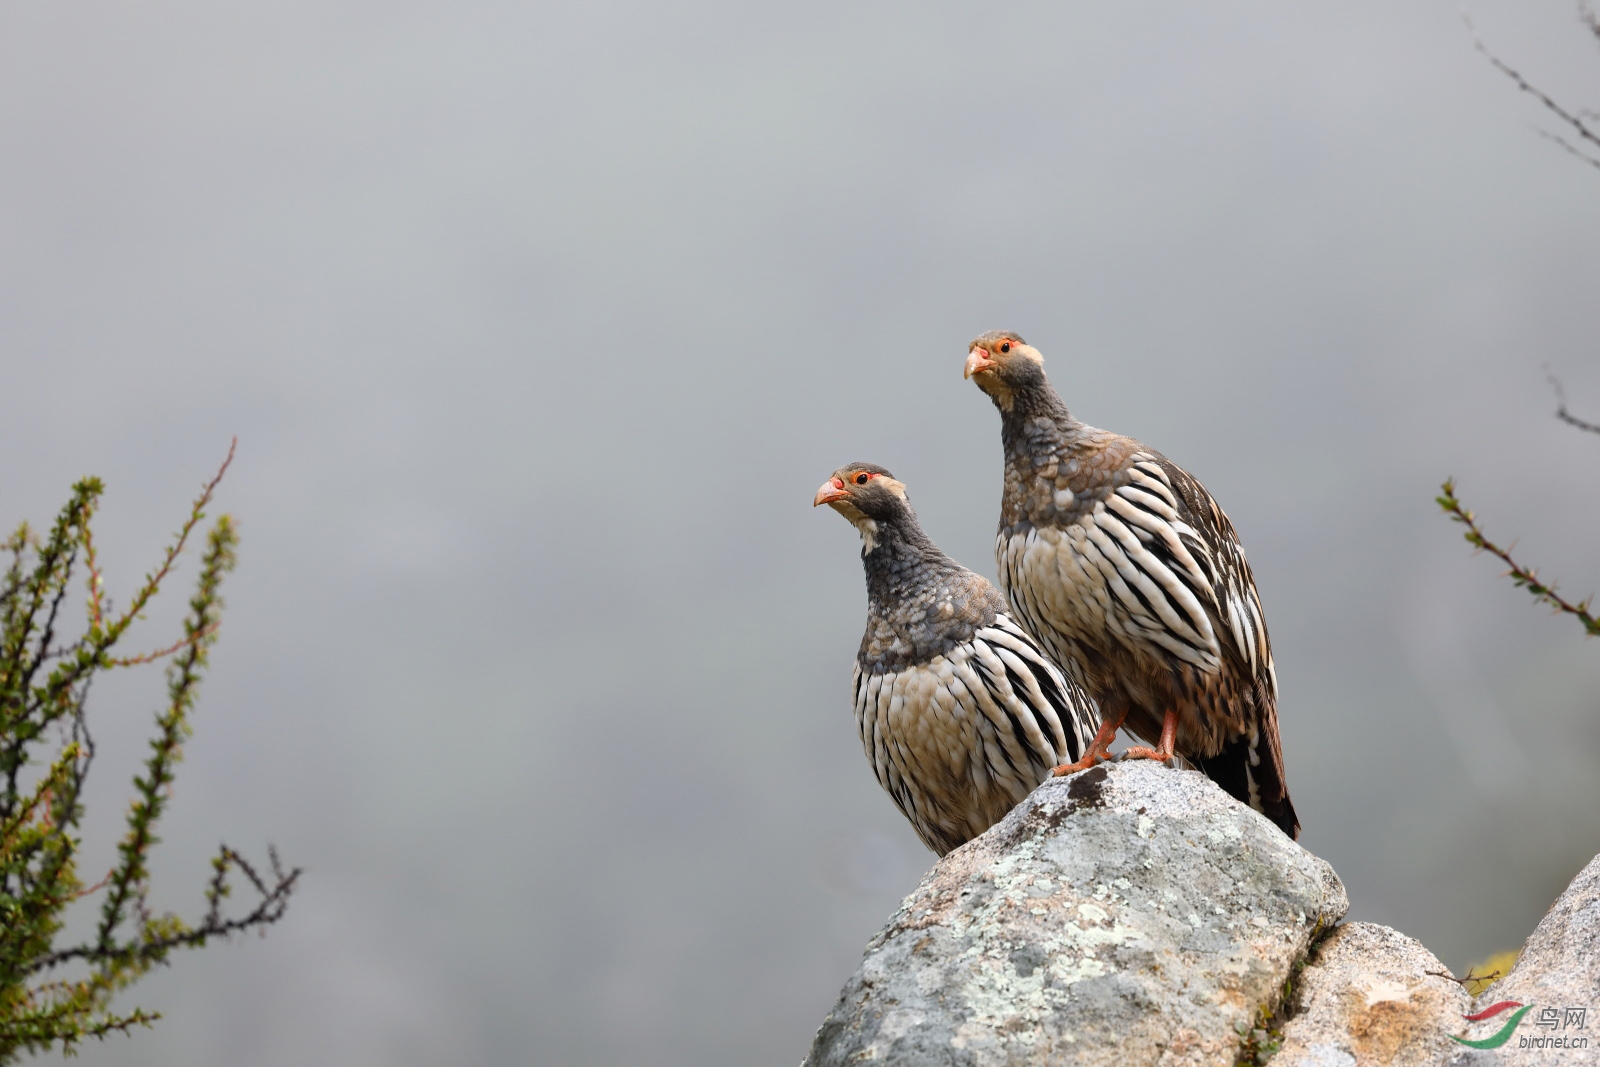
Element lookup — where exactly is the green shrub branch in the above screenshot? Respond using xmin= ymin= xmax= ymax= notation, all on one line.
xmin=1437 ymin=478 xmax=1598 ymax=638
xmin=0 ymin=443 xmax=298 ymax=1061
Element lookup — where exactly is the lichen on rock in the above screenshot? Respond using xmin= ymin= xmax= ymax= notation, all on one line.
xmin=803 ymin=760 xmax=1348 ymax=1067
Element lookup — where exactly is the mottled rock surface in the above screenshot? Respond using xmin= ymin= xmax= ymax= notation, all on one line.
xmin=803 ymin=760 xmax=1347 ymax=1067
xmin=1272 ymin=922 xmax=1471 ymax=1067
xmin=1467 ymin=852 xmax=1600 ymax=1064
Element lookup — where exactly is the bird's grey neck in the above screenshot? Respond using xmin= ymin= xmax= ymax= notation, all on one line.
xmin=1000 ymin=385 xmax=1080 ymax=458
xmin=998 ymin=374 xmax=1073 ymax=428
xmin=861 ymin=522 xmax=959 ymax=604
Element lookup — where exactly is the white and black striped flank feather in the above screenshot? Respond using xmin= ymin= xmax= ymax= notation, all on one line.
xmin=815 ymin=463 xmax=1099 ymax=855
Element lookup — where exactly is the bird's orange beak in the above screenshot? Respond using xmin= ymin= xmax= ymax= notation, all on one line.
xmin=964 ymin=348 xmax=996 ymax=379
xmin=814 ymin=478 xmax=850 ymax=507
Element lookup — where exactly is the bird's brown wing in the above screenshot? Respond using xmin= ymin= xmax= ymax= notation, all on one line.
xmin=995 ymin=443 xmax=1298 ymax=838
xmin=1148 ymin=456 xmax=1274 ymax=685
xmin=1151 ymin=454 xmax=1297 ymax=838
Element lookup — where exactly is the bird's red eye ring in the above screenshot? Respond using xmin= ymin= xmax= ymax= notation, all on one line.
xmin=999 ymin=341 xmax=1012 ymax=353
xmin=854 ymin=472 xmax=871 ymax=485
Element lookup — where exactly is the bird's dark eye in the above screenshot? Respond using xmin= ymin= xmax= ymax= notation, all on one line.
xmin=1000 ymin=342 xmax=1012 ymax=353
xmin=854 ymin=473 xmax=870 ymax=485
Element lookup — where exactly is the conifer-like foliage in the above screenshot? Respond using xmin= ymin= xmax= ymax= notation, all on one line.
xmin=0 ymin=443 xmax=298 ymax=1061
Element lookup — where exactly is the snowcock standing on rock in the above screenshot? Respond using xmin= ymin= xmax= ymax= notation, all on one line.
xmin=814 ymin=462 xmax=1101 ymax=855
xmin=963 ymin=331 xmax=1300 ymax=839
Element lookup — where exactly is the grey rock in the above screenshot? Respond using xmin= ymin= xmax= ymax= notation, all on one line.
xmin=803 ymin=760 xmax=1348 ymax=1067
xmin=1470 ymin=852 xmax=1600 ymax=1064
xmin=1272 ymin=922 xmax=1471 ymax=1067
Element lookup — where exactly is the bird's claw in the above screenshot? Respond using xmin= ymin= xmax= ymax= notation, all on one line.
xmin=1050 ymin=751 xmax=1108 ymax=777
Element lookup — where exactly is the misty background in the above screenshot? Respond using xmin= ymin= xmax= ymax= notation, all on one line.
xmin=1 ymin=1 xmax=1597 ymax=1063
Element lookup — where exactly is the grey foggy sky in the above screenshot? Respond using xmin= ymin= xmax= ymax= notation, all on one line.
xmin=2 ymin=2 xmax=1598 ymax=1064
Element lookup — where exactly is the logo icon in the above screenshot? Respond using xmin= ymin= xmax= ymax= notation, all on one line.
xmin=1450 ymin=1001 xmax=1530 ymax=1049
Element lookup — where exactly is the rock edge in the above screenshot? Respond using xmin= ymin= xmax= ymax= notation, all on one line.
xmin=804 ymin=760 xmax=1348 ymax=1067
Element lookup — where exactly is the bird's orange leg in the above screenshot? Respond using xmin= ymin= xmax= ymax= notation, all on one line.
xmin=1052 ymin=702 xmax=1127 ymax=777
xmin=1122 ymin=709 xmax=1177 ymax=765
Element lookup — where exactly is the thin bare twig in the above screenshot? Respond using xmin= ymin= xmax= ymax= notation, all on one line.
xmin=1535 ymin=127 xmax=1600 ymax=172
xmin=26 ymin=844 xmax=300 ymax=975
xmin=1547 ymin=371 xmax=1600 ymax=435
xmin=1428 ymin=966 xmax=1504 ymax=990
xmin=1465 ymin=14 xmax=1600 ymax=173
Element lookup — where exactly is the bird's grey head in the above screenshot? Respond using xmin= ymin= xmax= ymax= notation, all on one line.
xmin=812 ymin=462 xmax=911 ymax=552
xmin=963 ymin=330 xmax=1047 ymax=411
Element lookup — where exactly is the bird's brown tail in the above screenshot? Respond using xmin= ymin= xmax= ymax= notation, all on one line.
xmin=1191 ymin=733 xmax=1299 ymax=840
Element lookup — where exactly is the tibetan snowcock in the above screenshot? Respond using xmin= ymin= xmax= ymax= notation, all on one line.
xmin=814 ymin=463 xmax=1100 ymax=855
xmin=964 ymin=332 xmax=1299 ymax=839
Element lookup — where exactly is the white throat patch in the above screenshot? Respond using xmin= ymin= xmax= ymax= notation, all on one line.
xmin=854 ymin=516 xmax=880 ymax=554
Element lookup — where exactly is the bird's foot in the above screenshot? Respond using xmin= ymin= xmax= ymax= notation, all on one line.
xmin=1118 ymin=744 xmax=1175 ymax=765
xmin=1119 ymin=708 xmax=1178 ymax=766
xmin=1050 ymin=749 xmax=1109 ymax=777
xmin=1052 ymin=702 xmax=1129 ymax=777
